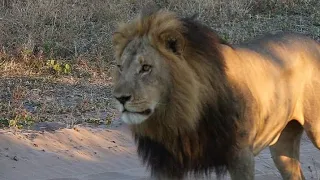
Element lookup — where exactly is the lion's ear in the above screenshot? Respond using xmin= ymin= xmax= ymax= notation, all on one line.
xmin=112 ymin=31 xmax=125 ymax=46
xmin=160 ymin=31 xmax=185 ymax=55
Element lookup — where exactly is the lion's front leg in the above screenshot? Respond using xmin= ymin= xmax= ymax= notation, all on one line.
xmin=228 ymin=147 xmax=255 ymax=180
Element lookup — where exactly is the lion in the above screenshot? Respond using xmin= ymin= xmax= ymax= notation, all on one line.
xmin=111 ymin=8 xmax=320 ymax=180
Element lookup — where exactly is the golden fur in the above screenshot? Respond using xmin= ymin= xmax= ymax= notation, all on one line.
xmin=112 ymin=9 xmax=320 ymax=180
xmin=113 ymin=10 xmax=201 ymax=130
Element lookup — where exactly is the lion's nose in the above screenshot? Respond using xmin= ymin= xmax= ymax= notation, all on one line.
xmin=115 ymin=95 xmax=132 ymax=105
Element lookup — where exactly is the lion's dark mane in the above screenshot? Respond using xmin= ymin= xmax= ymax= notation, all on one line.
xmin=134 ymin=17 xmax=241 ymax=179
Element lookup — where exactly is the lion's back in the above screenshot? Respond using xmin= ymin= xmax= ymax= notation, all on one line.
xmin=237 ymin=32 xmax=320 ymax=65
xmin=232 ymin=32 xmax=320 ymax=81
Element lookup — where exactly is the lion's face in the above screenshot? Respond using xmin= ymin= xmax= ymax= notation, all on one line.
xmin=112 ymin=37 xmax=171 ymax=125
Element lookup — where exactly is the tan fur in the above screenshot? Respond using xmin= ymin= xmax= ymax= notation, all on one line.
xmin=112 ymin=9 xmax=320 ymax=180
xmin=112 ymin=10 xmax=206 ymax=138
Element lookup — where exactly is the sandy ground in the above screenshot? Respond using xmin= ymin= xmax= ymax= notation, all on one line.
xmin=0 ymin=121 xmax=319 ymax=180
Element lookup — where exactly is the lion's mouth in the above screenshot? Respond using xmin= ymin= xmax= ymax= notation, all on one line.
xmin=123 ymin=109 xmax=152 ymax=116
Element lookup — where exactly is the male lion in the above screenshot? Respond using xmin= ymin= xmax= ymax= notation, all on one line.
xmin=111 ymin=9 xmax=320 ymax=180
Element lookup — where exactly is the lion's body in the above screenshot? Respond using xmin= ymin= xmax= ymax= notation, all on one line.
xmin=112 ymin=9 xmax=320 ymax=180
xmin=224 ymin=33 xmax=320 ymax=154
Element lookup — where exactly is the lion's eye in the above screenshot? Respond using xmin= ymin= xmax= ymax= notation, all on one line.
xmin=117 ymin=65 xmax=122 ymax=72
xmin=140 ymin=64 xmax=152 ymax=73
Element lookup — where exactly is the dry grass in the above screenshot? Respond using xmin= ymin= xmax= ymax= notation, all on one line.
xmin=0 ymin=0 xmax=319 ymax=127
xmin=1 ymin=0 xmax=319 ymax=64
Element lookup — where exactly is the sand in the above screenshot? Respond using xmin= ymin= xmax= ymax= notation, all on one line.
xmin=0 ymin=121 xmax=319 ymax=180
